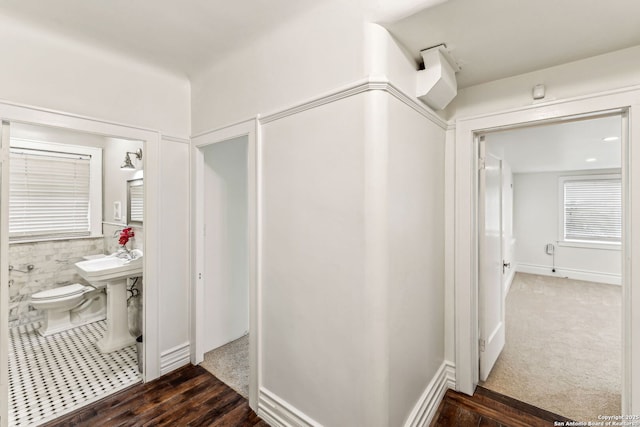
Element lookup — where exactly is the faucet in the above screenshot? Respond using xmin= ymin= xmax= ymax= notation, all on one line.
xmin=114 ymin=247 xmax=142 ymax=261
xmin=114 ymin=247 xmax=132 ymax=260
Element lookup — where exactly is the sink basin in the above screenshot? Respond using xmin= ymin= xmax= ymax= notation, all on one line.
xmin=75 ymin=251 xmax=143 ymax=282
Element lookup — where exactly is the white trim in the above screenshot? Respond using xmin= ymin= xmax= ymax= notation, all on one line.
xmin=453 ymin=87 xmax=639 ymax=415
xmin=192 ymin=118 xmax=261 ymax=140
xmin=160 ymin=134 xmax=190 ymax=144
xmin=160 ymin=342 xmax=191 ymax=375
xmin=403 ymin=361 xmax=456 ymax=427
xmin=0 ymin=97 xmax=160 ymax=134
xmin=455 ymin=83 xmax=640 ymax=123
xmin=0 ymin=122 xmax=10 ymax=427
xmin=516 ymin=263 xmax=622 ymax=286
xmin=190 ymin=118 xmax=259 ymax=411
xmin=258 ymin=388 xmax=323 ymax=427
xmin=557 ymin=241 xmax=621 ymax=251
xmin=259 ymin=77 xmax=447 ymax=129
xmin=194 ymin=77 xmax=448 ymax=138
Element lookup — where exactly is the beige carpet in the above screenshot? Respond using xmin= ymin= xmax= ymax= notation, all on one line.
xmin=481 ymin=273 xmax=621 ymax=421
xmin=200 ymin=334 xmax=249 ymax=398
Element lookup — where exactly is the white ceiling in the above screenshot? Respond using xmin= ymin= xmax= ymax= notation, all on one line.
xmin=386 ymin=0 xmax=640 ymax=88
xmin=484 ymin=114 xmax=622 ymax=174
xmin=0 ymin=0 xmax=319 ymax=78
xmin=2 ymin=0 xmax=640 ymax=88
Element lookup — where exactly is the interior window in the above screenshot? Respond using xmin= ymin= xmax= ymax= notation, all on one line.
xmin=561 ymin=174 xmax=621 ymax=244
xmin=9 ymin=139 xmax=102 ymax=241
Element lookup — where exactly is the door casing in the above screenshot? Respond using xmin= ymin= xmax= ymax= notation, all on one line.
xmin=191 ymin=118 xmax=259 ymax=411
xmin=454 ymin=87 xmax=639 ymax=415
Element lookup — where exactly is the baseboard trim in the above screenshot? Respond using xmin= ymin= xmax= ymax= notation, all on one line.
xmin=516 ymin=263 xmax=621 ymax=285
xmin=160 ymin=342 xmax=191 ymax=375
xmin=258 ymin=387 xmax=323 ymax=427
xmin=404 ymin=360 xmax=456 ymax=427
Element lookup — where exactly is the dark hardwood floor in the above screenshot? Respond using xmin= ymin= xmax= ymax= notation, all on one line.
xmin=39 ymin=364 xmax=572 ymax=427
xmin=431 ymin=386 xmax=573 ymax=427
xmin=42 ymin=364 xmax=268 ymax=427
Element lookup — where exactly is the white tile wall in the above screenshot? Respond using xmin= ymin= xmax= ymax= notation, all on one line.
xmin=8 ymin=237 xmax=104 ymax=327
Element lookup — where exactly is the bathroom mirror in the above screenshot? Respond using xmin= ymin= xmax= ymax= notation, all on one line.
xmin=127 ymin=178 xmax=143 ymax=224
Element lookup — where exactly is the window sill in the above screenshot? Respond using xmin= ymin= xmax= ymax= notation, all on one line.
xmin=557 ymin=240 xmax=621 ymax=251
xmin=9 ymin=235 xmax=104 ymax=245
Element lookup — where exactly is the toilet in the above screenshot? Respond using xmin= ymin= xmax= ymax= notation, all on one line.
xmin=31 ymin=283 xmax=106 ymax=337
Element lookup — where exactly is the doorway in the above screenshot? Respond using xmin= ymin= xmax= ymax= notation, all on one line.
xmin=477 ymin=113 xmax=623 ymax=420
xmin=199 ymin=136 xmax=249 ymax=397
xmin=453 ymin=90 xmax=640 ymax=418
xmin=191 ymin=119 xmax=258 ymax=410
xmin=1 ymin=120 xmax=151 ymax=426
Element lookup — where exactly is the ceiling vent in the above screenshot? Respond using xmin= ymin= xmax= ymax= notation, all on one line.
xmin=416 ymin=45 xmax=460 ymax=110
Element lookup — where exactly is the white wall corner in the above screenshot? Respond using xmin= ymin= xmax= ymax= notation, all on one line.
xmin=160 ymin=342 xmax=191 ymax=375
xmin=403 ymin=360 xmax=455 ymax=427
xmin=258 ymin=388 xmax=323 ymax=427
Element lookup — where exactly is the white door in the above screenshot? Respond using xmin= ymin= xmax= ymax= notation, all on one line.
xmin=478 ymin=141 xmax=505 ymax=381
xmin=0 ymin=122 xmax=10 ymax=427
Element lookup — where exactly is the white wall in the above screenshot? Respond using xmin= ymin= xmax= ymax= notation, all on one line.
xmin=0 ymin=14 xmax=190 ymax=138
xmin=190 ymin=0 xmax=365 ymax=134
xmin=513 ymin=170 xmax=622 ymax=282
xmin=201 ymin=137 xmax=249 ymax=352
xmin=387 ymin=94 xmax=445 ymax=426
xmin=261 ymin=94 xmax=382 ymax=426
xmin=190 ymin=16 xmax=450 ymax=424
xmin=446 ymin=45 xmax=640 ymax=121
xmin=158 ymin=139 xmax=190 ymax=359
xmin=102 ymin=137 xmax=144 ymax=225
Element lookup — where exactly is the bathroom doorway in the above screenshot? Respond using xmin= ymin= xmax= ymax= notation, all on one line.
xmin=2 ymin=121 xmax=145 ymax=426
xmin=192 ymin=119 xmax=258 ymax=410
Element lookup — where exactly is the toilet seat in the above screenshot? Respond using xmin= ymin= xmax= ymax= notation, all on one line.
xmin=32 ymin=283 xmax=88 ymax=301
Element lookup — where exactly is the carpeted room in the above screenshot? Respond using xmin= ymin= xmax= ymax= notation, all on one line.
xmin=481 ymin=272 xmax=621 ymax=420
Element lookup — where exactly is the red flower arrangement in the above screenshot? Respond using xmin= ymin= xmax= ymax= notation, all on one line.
xmin=119 ymin=227 xmax=135 ymax=247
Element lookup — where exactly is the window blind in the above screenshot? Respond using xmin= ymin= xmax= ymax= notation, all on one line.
xmin=10 ymin=148 xmax=91 ymax=240
xmin=563 ymin=178 xmax=621 ymax=243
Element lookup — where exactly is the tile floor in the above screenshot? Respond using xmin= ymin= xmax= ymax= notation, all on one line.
xmin=9 ymin=320 xmax=140 ymax=426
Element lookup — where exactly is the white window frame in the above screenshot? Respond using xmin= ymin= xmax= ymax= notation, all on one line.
xmin=9 ymin=138 xmax=102 ymax=242
xmin=557 ymin=173 xmax=621 ymax=250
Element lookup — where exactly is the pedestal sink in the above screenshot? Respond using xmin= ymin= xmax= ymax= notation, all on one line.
xmin=75 ymin=250 xmax=142 ymax=353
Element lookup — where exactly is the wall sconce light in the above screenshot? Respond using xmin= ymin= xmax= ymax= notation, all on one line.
xmin=121 ymin=148 xmax=143 ymax=170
